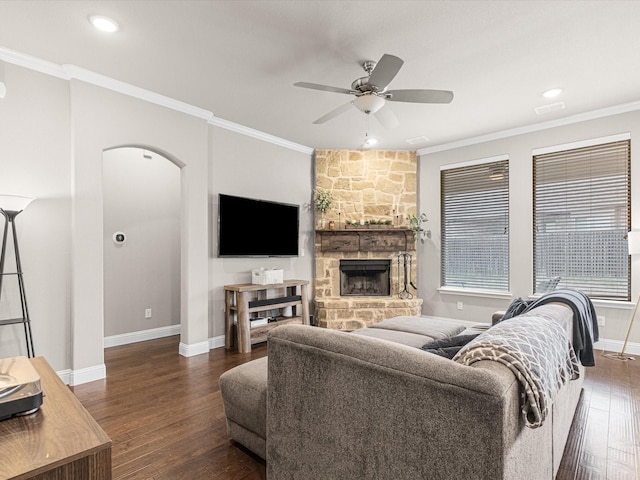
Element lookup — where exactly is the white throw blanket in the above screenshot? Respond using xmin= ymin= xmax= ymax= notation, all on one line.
xmin=453 ymin=315 xmax=580 ymax=428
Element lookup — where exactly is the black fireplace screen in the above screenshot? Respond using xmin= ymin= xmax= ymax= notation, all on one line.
xmin=339 ymin=259 xmax=391 ymax=296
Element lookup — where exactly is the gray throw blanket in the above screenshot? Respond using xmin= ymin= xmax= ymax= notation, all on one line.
xmin=453 ymin=315 xmax=580 ymax=428
xmin=499 ymin=288 xmax=599 ymax=367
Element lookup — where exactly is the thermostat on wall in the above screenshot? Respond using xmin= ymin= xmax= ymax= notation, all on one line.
xmin=113 ymin=232 xmax=126 ymax=245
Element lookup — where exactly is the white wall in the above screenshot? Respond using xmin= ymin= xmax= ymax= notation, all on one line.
xmin=0 ymin=59 xmax=313 ymax=381
xmin=418 ymin=109 xmax=640 ymax=348
xmin=103 ymin=147 xmax=180 ymax=337
xmin=208 ymin=127 xmax=314 ymax=339
xmin=0 ymin=63 xmax=71 ymax=370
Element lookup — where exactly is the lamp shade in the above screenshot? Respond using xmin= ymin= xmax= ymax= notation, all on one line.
xmin=0 ymin=194 xmax=36 ymax=213
xmin=628 ymin=231 xmax=640 ymax=256
xmin=353 ymin=94 xmax=385 ymax=115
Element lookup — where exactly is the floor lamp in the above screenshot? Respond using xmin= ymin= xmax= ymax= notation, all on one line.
xmin=0 ymin=194 xmax=36 ymax=358
xmin=603 ymin=230 xmax=640 ymax=361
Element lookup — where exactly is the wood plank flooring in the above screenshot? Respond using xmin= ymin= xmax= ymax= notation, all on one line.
xmin=71 ymin=336 xmax=640 ymax=479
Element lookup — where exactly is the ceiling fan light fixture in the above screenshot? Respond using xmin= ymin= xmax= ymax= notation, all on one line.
xmin=362 ymin=132 xmax=378 ymax=148
xmin=353 ymin=94 xmax=385 ymax=115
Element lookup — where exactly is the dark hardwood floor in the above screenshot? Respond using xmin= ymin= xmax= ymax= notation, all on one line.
xmin=71 ymin=336 xmax=639 ymax=480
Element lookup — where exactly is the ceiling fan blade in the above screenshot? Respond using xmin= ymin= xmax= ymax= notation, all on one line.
xmin=386 ymin=89 xmax=454 ymax=104
xmin=294 ymin=81 xmax=353 ymax=95
xmin=374 ymin=104 xmax=399 ymax=129
xmin=312 ymin=101 xmax=354 ymax=124
xmin=367 ymin=54 xmax=404 ymax=90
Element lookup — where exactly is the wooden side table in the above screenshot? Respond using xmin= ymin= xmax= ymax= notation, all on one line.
xmin=224 ymin=280 xmax=310 ymax=353
xmin=0 ymin=357 xmax=112 ymax=480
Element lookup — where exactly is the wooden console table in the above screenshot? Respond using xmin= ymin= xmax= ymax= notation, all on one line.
xmin=0 ymin=357 xmax=111 ymax=480
xmin=224 ymin=280 xmax=310 ymax=353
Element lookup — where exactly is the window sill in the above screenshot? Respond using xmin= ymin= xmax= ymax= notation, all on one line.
xmin=438 ymin=288 xmax=635 ymax=310
xmin=438 ymin=286 xmax=513 ymax=300
xmin=527 ymin=294 xmax=635 ymax=310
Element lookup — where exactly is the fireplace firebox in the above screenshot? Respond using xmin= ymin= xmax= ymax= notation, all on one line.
xmin=339 ymin=259 xmax=391 ymax=296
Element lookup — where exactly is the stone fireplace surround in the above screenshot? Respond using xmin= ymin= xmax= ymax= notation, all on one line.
xmin=314 ymin=149 xmax=423 ymax=330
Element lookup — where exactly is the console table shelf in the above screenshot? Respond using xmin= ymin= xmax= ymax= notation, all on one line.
xmin=224 ymin=280 xmax=310 ymax=353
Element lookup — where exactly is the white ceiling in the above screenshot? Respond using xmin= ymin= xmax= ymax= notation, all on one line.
xmin=1 ymin=0 xmax=640 ymax=151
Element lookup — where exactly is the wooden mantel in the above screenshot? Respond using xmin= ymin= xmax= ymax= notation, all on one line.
xmin=316 ymin=228 xmax=415 ymax=253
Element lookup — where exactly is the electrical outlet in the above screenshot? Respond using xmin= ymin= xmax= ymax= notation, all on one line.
xmin=456 ymin=301 xmax=463 ymax=311
xmin=145 ymin=308 xmax=152 ymax=319
xmin=597 ymin=315 xmax=605 ymax=327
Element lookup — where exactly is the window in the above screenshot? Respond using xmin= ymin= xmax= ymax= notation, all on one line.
xmin=441 ymin=157 xmax=509 ymax=291
xmin=533 ymin=137 xmax=630 ymax=300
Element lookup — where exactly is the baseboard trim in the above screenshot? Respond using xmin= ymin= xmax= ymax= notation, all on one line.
xmin=209 ymin=335 xmax=226 ymax=349
xmin=104 ymin=324 xmax=181 ymax=348
xmin=594 ymin=338 xmax=640 ymax=356
xmin=179 ymin=340 xmax=210 ymax=357
xmin=58 ymin=333 xmax=227 ymax=384
xmin=67 ymin=363 xmax=107 ymax=386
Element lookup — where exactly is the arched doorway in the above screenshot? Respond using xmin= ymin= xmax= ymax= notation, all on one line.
xmin=102 ymin=147 xmax=180 ymax=345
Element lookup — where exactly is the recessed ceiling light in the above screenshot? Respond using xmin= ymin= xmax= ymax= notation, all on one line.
xmin=542 ymin=88 xmax=563 ymax=99
xmin=89 ymin=15 xmax=119 ymax=33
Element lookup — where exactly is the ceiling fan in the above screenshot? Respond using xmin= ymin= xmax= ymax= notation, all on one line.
xmin=294 ymin=54 xmax=453 ymax=128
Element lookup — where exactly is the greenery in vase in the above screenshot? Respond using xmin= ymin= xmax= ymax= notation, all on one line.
xmin=407 ymin=213 xmax=430 ymax=241
xmin=314 ymin=190 xmax=333 ymax=214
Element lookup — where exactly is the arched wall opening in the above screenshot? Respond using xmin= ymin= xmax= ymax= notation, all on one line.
xmin=102 ymin=146 xmax=181 ymax=344
xmin=69 ymin=79 xmax=210 ymax=383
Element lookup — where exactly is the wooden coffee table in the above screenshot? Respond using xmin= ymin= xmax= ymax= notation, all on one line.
xmin=0 ymin=357 xmax=111 ymax=479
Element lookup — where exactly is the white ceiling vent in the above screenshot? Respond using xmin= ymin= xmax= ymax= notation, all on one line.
xmin=406 ymin=135 xmax=430 ymax=145
xmin=534 ymin=102 xmax=566 ymax=115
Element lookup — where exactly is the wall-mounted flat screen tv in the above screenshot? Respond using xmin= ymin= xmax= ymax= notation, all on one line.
xmin=218 ymin=193 xmax=299 ymax=257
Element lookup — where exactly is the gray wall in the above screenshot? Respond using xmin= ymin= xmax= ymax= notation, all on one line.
xmin=0 ymin=64 xmax=71 ymax=370
xmin=103 ymin=147 xmax=181 ymax=337
xmin=418 ymin=109 xmax=640 ymax=347
xmin=208 ymin=127 xmax=314 ymax=338
xmin=0 ymin=60 xmax=313 ymax=379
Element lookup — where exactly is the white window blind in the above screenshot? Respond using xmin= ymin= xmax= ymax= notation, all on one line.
xmin=441 ymin=159 xmax=509 ymax=291
xmin=533 ymin=139 xmax=630 ymax=300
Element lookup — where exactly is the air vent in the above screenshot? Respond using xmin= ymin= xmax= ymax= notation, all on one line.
xmin=406 ymin=135 xmax=429 ymax=145
xmin=534 ymin=102 xmax=566 ymax=115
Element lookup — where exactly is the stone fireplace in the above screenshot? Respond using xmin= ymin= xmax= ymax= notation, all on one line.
xmin=314 ymin=149 xmax=423 ymax=330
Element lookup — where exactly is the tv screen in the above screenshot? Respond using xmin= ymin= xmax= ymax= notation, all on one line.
xmin=218 ymin=193 xmax=299 ymax=257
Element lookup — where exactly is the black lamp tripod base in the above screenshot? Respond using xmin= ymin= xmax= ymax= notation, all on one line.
xmin=0 ymin=209 xmax=35 ymax=358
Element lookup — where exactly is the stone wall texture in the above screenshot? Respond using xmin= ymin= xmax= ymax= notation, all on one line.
xmin=314 ymin=149 xmax=422 ymax=330
xmin=315 ymin=149 xmax=418 ymax=226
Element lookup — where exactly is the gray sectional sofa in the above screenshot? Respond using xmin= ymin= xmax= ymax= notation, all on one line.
xmin=220 ymin=303 xmax=584 ymax=479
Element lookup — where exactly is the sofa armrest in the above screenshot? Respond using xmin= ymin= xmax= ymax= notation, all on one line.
xmin=266 ymin=324 xmax=535 ymax=480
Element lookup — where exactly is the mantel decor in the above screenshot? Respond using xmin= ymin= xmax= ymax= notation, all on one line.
xmin=314 ymin=189 xmax=333 ymax=229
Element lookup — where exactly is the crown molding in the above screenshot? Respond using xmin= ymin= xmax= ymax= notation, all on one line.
xmin=0 ymin=45 xmax=314 ymax=155
xmin=0 ymin=46 xmax=67 ymax=79
xmin=418 ymin=99 xmax=640 ymax=156
xmin=62 ymin=64 xmax=214 ymax=121
xmin=209 ymin=116 xmax=314 ymax=155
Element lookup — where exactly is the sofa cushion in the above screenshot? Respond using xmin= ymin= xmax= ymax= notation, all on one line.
xmin=219 ymin=355 xmax=268 ymax=457
xmin=368 ymin=315 xmax=467 ymax=338
xmin=421 ymin=333 xmax=480 ymax=359
xmin=351 ymin=328 xmax=439 ymax=347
